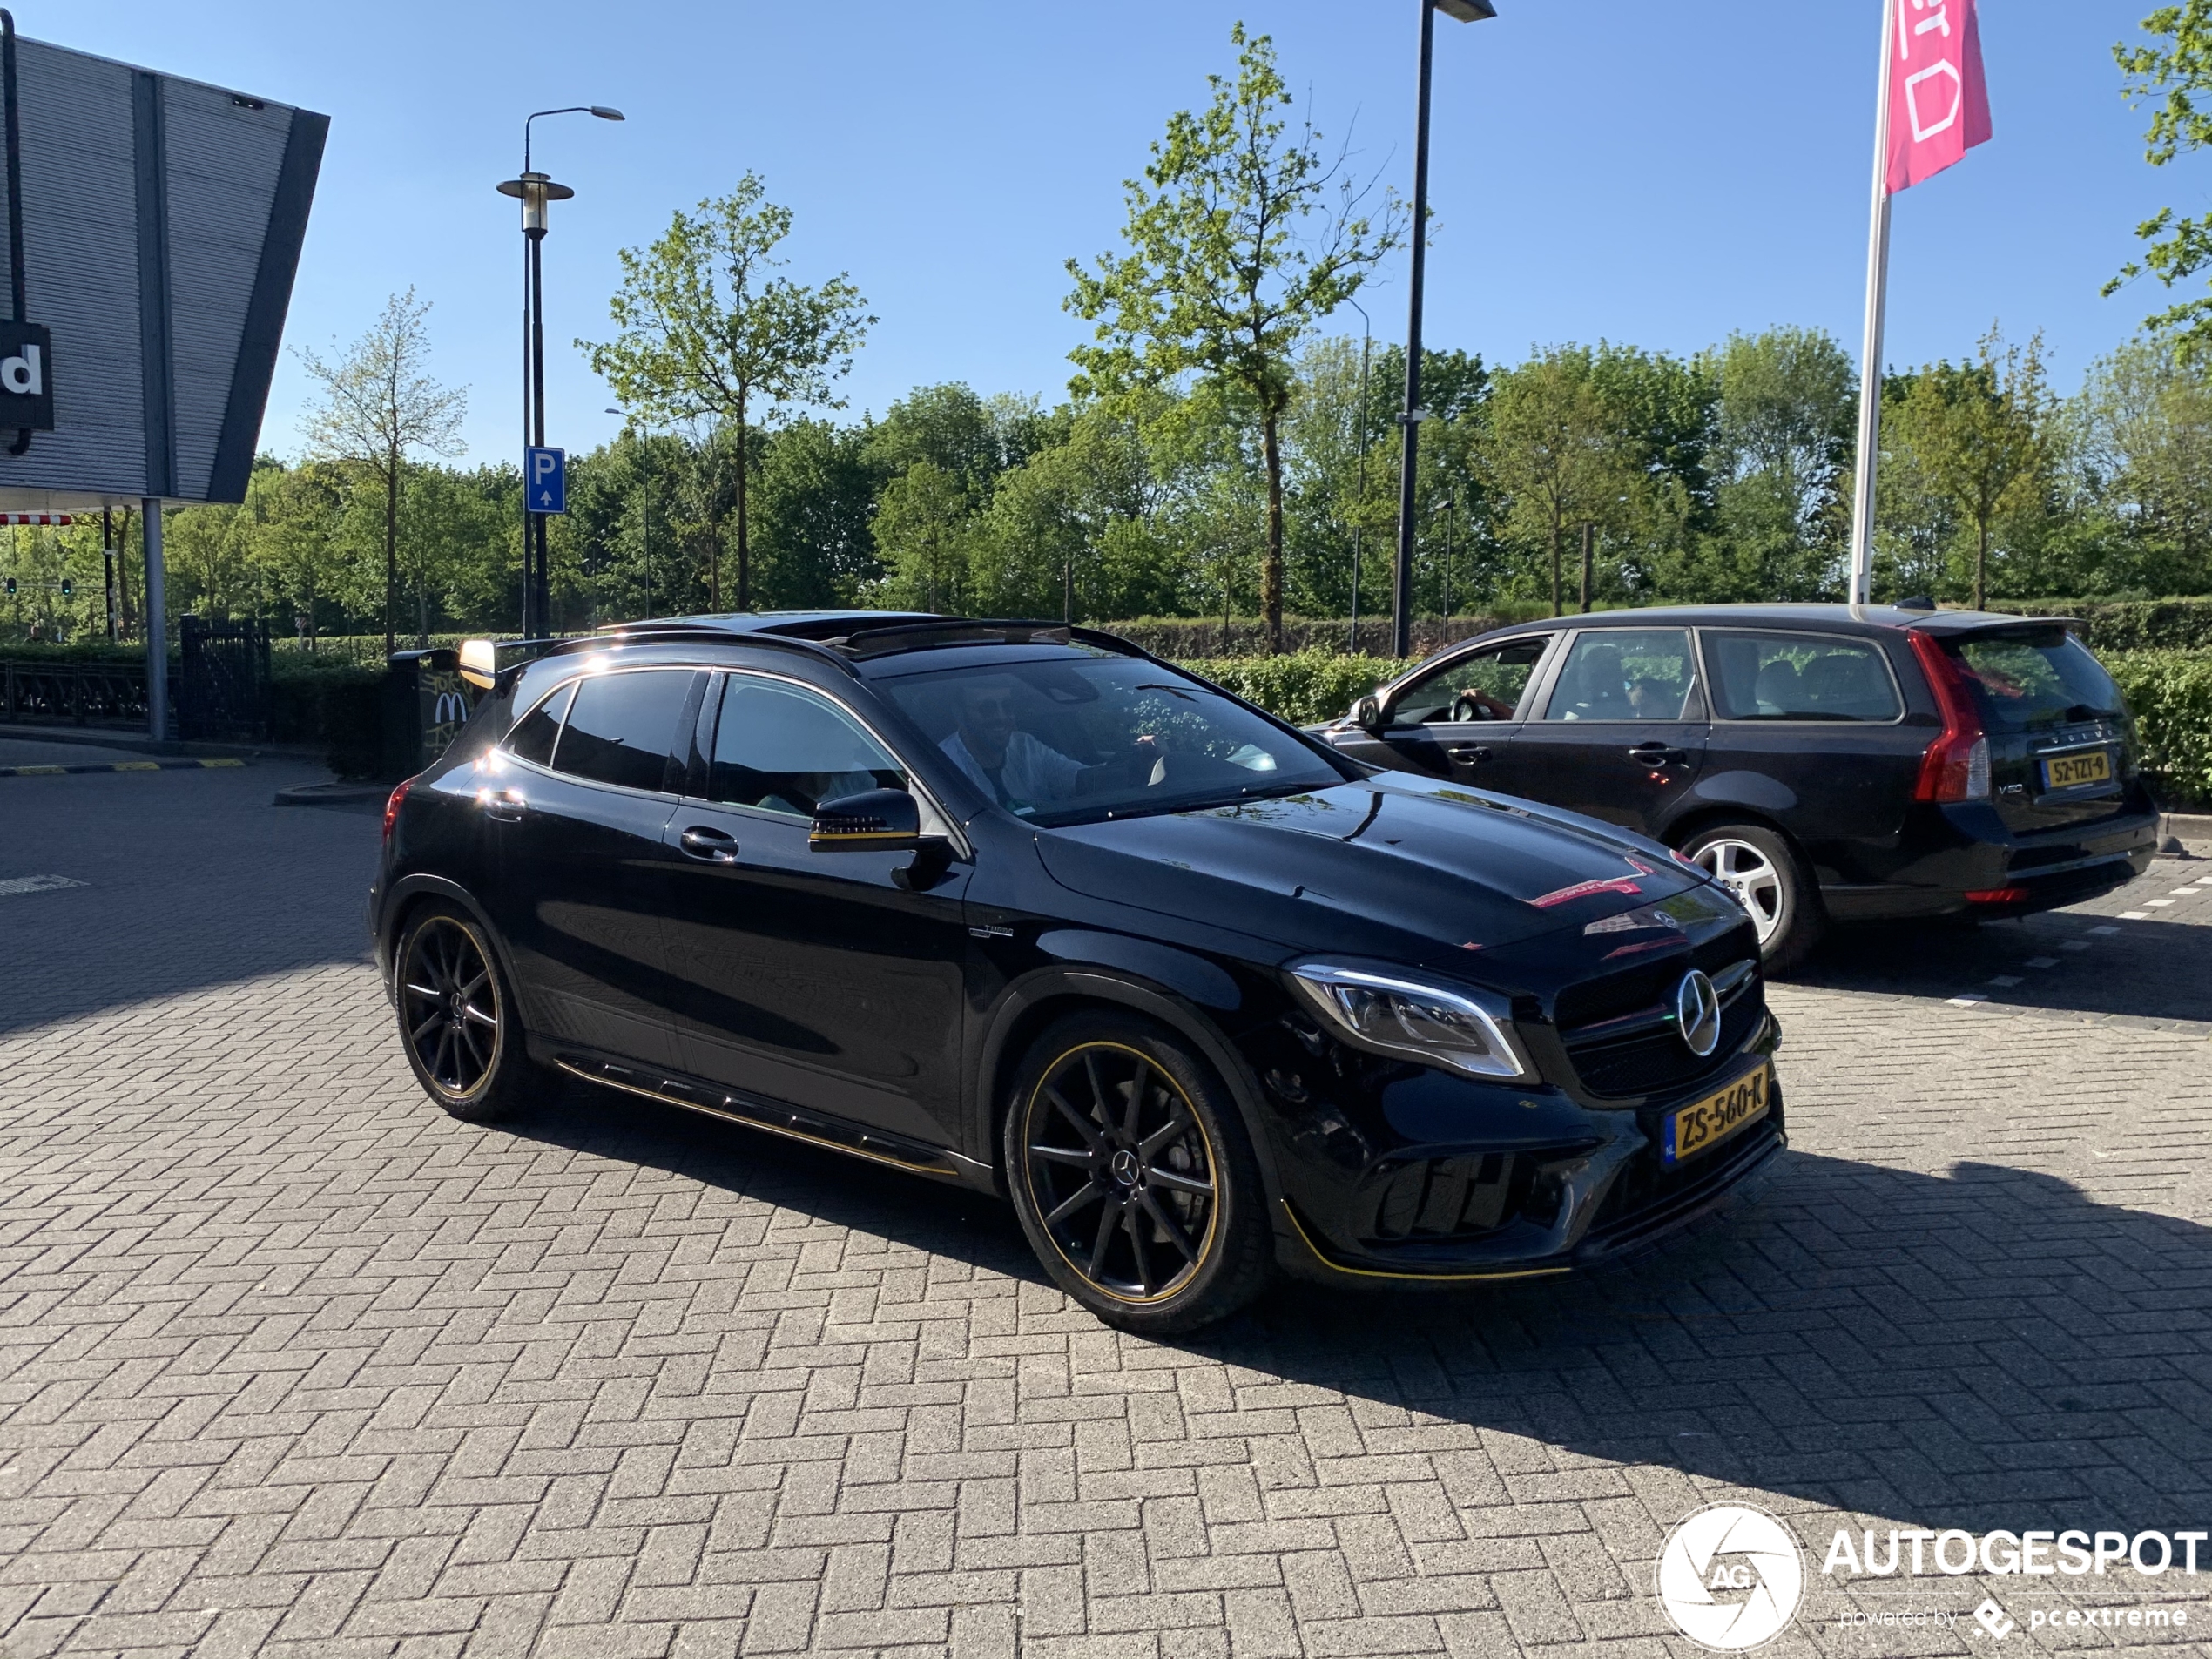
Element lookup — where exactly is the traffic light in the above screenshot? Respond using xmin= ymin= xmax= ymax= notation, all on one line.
xmin=58 ymin=577 xmax=71 ymax=599
xmin=3 ymin=577 xmax=13 ymax=597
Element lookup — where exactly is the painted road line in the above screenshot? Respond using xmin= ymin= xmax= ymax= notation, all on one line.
xmin=0 ymin=874 xmax=87 ymax=898
xmin=2090 ymin=925 xmax=2121 ymax=934
xmin=1946 ymin=993 xmax=1989 ymax=1008
xmin=2060 ymin=941 xmax=2090 ymax=952
xmin=2121 ymin=911 xmax=2151 ymax=920
xmin=2023 ymin=956 xmax=2059 ymax=968
xmin=1987 ymin=975 xmax=2022 ymax=988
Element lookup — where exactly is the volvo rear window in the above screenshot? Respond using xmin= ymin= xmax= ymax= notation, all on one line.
xmin=1948 ymin=631 xmax=2126 ymax=733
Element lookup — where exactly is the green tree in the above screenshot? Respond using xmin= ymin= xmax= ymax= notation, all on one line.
xmin=1892 ymin=330 xmax=2054 ymax=609
xmin=2111 ymin=2 xmax=2212 ymax=351
xmin=2070 ymin=334 xmax=2212 ymax=593
xmin=583 ymin=174 xmax=873 ymax=610
xmin=1066 ymin=24 xmax=1402 ymax=651
xmin=297 ymin=288 xmax=468 ymax=657
xmin=1481 ymin=347 xmax=1642 ymax=615
xmin=1690 ymin=327 xmax=1857 ymax=600
xmin=871 ymin=460 xmax=973 ymax=613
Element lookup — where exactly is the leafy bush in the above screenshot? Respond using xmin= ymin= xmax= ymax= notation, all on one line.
xmin=2107 ymin=649 xmax=2212 ymax=810
xmin=1179 ymin=650 xmax=1399 ymax=727
xmin=270 ymin=658 xmax=388 ymax=778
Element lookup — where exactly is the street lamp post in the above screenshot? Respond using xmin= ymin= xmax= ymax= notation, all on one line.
xmin=1392 ymin=0 xmax=1495 ymax=661
xmin=499 ymin=105 xmax=622 ymax=640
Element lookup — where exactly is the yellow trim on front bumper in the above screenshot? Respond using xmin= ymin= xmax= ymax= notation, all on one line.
xmin=1280 ymin=1201 xmax=1573 ymax=1284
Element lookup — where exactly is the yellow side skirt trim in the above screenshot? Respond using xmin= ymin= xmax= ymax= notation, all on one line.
xmin=1281 ymin=1200 xmax=1573 ymax=1284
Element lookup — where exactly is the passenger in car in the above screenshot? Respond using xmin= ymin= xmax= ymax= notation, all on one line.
xmin=1752 ymin=658 xmax=1802 ymax=718
xmin=1556 ymin=644 xmax=1632 ymax=721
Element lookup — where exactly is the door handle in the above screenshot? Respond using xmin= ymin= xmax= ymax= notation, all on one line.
xmin=1626 ymin=743 xmax=1689 ymax=767
xmin=679 ymin=826 xmax=739 ymax=864
xmin=479 ymin=788 xmax=525 ymax=823
xmin=1447 ymin=745 xmax=1492 ymax=765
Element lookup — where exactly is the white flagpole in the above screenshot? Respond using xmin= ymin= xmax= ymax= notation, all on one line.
xmin=1847 ymin=0 xmax=1898 ymax=610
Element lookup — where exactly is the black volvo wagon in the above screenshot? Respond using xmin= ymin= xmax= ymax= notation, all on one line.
xmin=373 ymin=615 xmax=1781 ymax=1332
xmin=1319 ymin=604 xmax=2160 ymax=972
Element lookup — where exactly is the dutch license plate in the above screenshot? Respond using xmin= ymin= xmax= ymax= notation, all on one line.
xmin=2041 ymin=748 xmax=2112 ymax=792
xmin=1662 ymin=1062 xmax=1771 ymax=1168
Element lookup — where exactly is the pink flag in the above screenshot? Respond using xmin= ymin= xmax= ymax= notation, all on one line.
xmin=1885 ymin=0 xmax=1992 ymax=193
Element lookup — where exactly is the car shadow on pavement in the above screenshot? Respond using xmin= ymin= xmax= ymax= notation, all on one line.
xmin=1204 ymin=1151 xmax=2212 ymax=1537
xmin=1789 ymin=914 xmax=2212 ymax=1026
xmin=507 ymin=1080 xmax=2210 ymax=1536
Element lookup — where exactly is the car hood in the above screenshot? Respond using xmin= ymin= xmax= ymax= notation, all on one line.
xmin=1034 ymin=774 xmax=1710 ymax=966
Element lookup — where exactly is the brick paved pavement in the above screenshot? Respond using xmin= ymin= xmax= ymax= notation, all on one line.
xmin=1 ymin=765 xmax=2209 ymax=1657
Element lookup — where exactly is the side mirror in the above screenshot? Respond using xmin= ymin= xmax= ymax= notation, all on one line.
xmin=810 ymin=787 xmax=922 ymax=853
xmin=1351 ymin=695 xmax=1385 ymax=732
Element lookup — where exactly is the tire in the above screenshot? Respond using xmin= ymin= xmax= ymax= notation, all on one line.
xmin=1679 ymin=821 xmax=1826 ymax=976
xmin=392 ymin=902 xmax=544 ymax=1123
xmin=1004 ymin=1013 xmax=1274 ymax=1335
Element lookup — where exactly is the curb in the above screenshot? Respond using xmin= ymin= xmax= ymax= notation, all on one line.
xmin=273 ymin=781 xmax=388 ymax=809
xmin=0 ymin=758 xmax=248 ymax=779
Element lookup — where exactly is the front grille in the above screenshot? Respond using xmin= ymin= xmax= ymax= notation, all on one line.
xmin=1558 ymin=958 xmax=1762 ymax=1100
xmin=1363 ymin=1152 xmax=1535 ymax=1243
xmin=1564 ymin=991 xmax=1761 ymax=1097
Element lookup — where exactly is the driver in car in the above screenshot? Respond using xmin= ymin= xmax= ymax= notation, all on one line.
xmin=940 ymin=677 xmax=1091 ymax=811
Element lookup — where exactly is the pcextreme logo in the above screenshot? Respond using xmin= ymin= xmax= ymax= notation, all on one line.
xmin=1656 ymin=1504 xmax=1805 ymax=1651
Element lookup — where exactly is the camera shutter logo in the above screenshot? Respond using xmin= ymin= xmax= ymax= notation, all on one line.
xmin=1675 ymin=968 xmax=1722 ymax=1057
xmin=1655 ymin=1503 xmax=1804 ymax=1651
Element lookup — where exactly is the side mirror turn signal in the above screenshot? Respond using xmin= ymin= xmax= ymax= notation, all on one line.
xmin=810 ymin=788 xmax=923 ymax=853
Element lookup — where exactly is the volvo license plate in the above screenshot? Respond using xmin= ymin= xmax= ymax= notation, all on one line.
xmin=1662 ymin=1062 xmax=1771 ymax=1168
xmin=2041 ymin=748 xmax=2112 ymax=792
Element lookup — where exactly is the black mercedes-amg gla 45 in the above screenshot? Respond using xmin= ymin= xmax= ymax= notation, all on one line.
xmin=372 ymin=615 xmax=1782 ymax=1332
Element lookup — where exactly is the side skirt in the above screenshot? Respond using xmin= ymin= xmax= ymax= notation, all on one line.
xmin=555 ymin=1055 xmax=995 ymax=1190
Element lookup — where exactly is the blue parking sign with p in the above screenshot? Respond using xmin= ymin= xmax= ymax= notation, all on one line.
xmin=526 ymin=446 xmax=566 ymax=514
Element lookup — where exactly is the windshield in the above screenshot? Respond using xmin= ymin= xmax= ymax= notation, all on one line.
xmin=1948 ymin=631 xmax=2127 ymax=734
xmin=875 ymin=651 xmax=1348 ymax=826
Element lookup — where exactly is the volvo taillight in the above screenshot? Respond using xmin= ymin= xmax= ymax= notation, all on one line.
xmin=382 ymin=778 xmax=412 ymax=846
xmin=1908 ymin=632 xmax=1991 ymax=803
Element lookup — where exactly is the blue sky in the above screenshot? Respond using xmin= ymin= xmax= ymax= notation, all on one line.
xmin=59 ymin=1 xmax=2193 ymax=467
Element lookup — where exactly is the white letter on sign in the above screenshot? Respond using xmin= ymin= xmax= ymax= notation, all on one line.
xmin=1 ymin=343 xmax=41 ymax=395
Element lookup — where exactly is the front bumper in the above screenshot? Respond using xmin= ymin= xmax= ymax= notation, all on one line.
xmin=1255 ymin=1007 xmax=1784 ymax=1287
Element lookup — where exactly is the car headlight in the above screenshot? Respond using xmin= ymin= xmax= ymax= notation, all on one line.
xmin=1287 ymin=962 xmax=1533 ymax=1082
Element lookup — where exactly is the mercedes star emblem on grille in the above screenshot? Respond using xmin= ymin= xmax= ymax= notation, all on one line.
xmin=1675 ymin=969 xmax=1722 ymax=1057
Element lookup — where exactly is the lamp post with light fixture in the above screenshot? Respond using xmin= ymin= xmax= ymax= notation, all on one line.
xmin=499 ymin=105 xmax=622 ymax=639
xmin=1392 ymin=0 xmax=1494 ymax=661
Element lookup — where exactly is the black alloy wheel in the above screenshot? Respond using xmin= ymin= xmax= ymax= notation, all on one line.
xmin=395 ymin=905 xmax=535 ymax=1122
xmin=1007 ymin=1015 xmax=1272 ymax=1333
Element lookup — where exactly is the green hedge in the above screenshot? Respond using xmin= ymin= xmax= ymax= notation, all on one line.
xmin=2107 ymin=650 xmax=2212 ymax=811
xmin=1178 ymin=650 xmax=1399 ymax=727
xmin=270 ymin=658 xmax=387 ymax=778
xmin=1980 ymin=597 xmax=2212 ymax=652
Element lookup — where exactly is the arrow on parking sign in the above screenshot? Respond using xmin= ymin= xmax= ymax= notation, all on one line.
xmin=526 ymin=446 xmax=567 ymax=514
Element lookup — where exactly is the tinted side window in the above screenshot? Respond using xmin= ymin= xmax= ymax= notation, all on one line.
xmin=1704 ymin=632 xmax=1901 ymax=722
xmin=551 ymin=670 xmax=691 ymax=792
xmin=504 ymin=680 xmax=574 ymax=766
xmin=1542 ymin=630 xmax=1696 ymax=722
xmin=710 ymin=676 xmax=907 ymax=819
xmin=1392 ymin=638 xmax=1549 ymax=725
